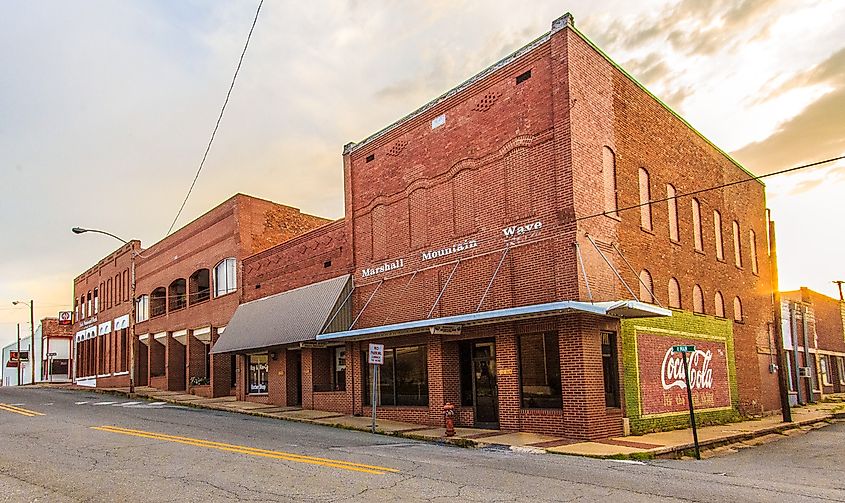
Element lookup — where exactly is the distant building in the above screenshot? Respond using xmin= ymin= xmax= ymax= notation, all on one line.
xmin=780 ymin=288 xmax=845 ymax=404
xmin=72 ymin=194 xmax=330 ymax=394
xmin=40 ymin=317 xmax=74 ymax=382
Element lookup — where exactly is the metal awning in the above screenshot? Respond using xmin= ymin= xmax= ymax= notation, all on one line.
xmin=211 ymin=275 xmax=352 ymax=354
xmin=317 ymin=299 xmax=670 ymax=342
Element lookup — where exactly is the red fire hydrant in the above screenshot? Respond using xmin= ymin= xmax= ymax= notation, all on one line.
xmin=443 ymin=402 xmax=456 ymax=437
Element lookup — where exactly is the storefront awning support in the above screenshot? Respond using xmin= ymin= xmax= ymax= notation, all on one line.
xmin=321 ymin=281 xmax=356 ymax=334
xmin=476 ymin=246 xmax=510 ymax=312
xmin=381 ymin=270 xmax=418 ymax=326
xmin=428 ymin=259 xmax=461 ymax=318
xmin=574 ymin=242 xmax=593 ymax=303
xmin=586 ymin=234 xmax=638 ymax=301
xmin=612 ymin=242 xmax=665 ymax=309
xmin=349 ymin=279 xmax=383 ymax=330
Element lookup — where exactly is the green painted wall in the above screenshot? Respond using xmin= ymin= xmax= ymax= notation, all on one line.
xmin=621 ymin=311 xmax=740 ymax=434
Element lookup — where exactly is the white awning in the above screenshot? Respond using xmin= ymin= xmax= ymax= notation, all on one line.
xmin=98 ymin=321 xmax=112 ymax=336
xmin=317 ymin=299 xmax=671 ymax=342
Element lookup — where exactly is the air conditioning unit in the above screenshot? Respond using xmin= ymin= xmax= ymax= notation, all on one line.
xmin=798 ymin=367 xmax=812 ymax=378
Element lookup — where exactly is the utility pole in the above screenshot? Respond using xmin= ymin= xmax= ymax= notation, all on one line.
xmin=834 ymin=280 xmax=844 ymax=302
xmin=29 ymin=300 xmax=35 ymax=384
xmin=17 ymin=324 xmax=21 ymax=386
xmin=768 ymin=213 xmax=792 ymax=422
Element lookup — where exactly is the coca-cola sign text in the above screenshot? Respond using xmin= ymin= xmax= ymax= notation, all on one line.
xmin=636 ymin=332 xmax=731 ymax=416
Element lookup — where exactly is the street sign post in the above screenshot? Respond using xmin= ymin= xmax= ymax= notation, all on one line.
xmin=368 ymin=344 xmax=384 ymax=433
xmin=673 ymin=345 xmax=700 ymax=460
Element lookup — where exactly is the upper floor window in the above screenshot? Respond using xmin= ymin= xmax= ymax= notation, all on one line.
xmin=136 ymin=295 xmax=149 ymax=323
xmin=214 ymin=258 xmax=237 ymax=297
xmin=602 ymin=147 xmax=618 ymax=217
xmin=714 ymin=210 xmax=724 ymax=260
xmin=732 ymin=220 xmax=743 ymax=268
xmin=639 ymin=269 xmax=654 ymax=303
xmin=667 ymin=184 xmax=679 ymax=242
xmin=169 ymin=279 xmax=187 ymax=311
xmin=150 ymin=287 xmax=167 ymax=318
xmin=749 ymin=230 xmax=758 ymax=274
xmin=190 ymin=269 xmax=211 ymax=304
xmin=714 ymin=291 xmax=725 ymax=318
xmin=638 ymin=168 xmax=652 ymax=231
xmin=668 ymin=277 xmax=681 ymax=308
xmin=733 ymin=296 xmax=743 ymax=322
xmin=693 ymin=284 xmax=704 ymax=314
xmin=692 ymin=199 xmax=703 ymax=252
xmin=93 ymin=288 xmax=99 ymax=315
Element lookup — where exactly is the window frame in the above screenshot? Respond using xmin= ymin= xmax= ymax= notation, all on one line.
xmin=667 ymin=184 xmax=679 ymax=242
xmin=693 ymin=284 xmax=705 ymax=314
xmin=692 ymin=198 xmax=703 ymax=252
xmin=714 ymin=210 xmax=724 ymax=260
xmin=668 ymin=277 xmax=681 ymax=309
xmin=363 ymin=345 xmax=428 ymax=407
xmin=732 ymin=220 xmax=743 ymax=268
xmin=247 ymin=354 xmax=269 ymax=395
xmin=214 ymin=258 xmax=238 ymax=298
xmin=638 ymin=168 xmax=652 ymax=231
xmin=639 ymin=269 xmax=654 ymax=304
xmin=749 ymin=229 xmax=759 ymax=275
xmin=518 ymin=332 xmax=563 ymax=409
xmin=714 ymin=291 xmax=725 ymax=318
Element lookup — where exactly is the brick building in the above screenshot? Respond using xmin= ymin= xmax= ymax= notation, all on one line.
xmin=780 ymin=288 xmax=845 ymax=404
xmin=39 ymin=317 xmax=74 ymax=382
xmin=73 ymin=194 xmax=329 ymax=395
xmin=213 ymin=13 xmax=779 ymax=439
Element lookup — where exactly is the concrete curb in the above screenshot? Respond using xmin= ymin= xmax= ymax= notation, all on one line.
xmin=52 ymin=385 xmax=835 ymax=458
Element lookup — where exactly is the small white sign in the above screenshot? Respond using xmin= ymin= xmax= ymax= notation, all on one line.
xmin=431 ymin=114 xmax=446 ymax=129
xmin=368 ymin=343 xmax=384 ymax=365
xmin=430 ymin=325 xmax=462 ymax=336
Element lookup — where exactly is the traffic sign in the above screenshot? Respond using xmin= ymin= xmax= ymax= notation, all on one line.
xmin=672 ymin=345 xmax=696 ymax=353
xmin=368 ymin=343 xmax=384 ymax=365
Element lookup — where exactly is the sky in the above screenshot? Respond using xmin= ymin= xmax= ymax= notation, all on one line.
xmin=1 ymin=0 xmax=844 ymax=349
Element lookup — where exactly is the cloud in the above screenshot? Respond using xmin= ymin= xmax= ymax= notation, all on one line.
xmin=732 ymin=47 xmax=845 ymax=174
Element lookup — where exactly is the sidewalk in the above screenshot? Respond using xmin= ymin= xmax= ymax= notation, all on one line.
xmin=41 ymin=383 xmax=843 ymax=459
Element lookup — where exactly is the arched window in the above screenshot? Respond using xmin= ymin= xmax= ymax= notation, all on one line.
xmin=150 ymin=287 xmax=167 ymax=318
xmin=733 ymin=220 xmax=742 ymax=267
xmin=602 ymin=147 xmax=618 ymax=216
xmin=693 ymin=285 xmax=704 ymax=314
xmin=169 ymin=278 xmax=187 ymax=311
xmin=692 ymin=198 xmax=703 ymax=251
xmin=639 ymin=168 xmax=652 ymax=230
xmin=749 ymin=229 xmax=758 ymax=274
xmin=214 ymin=258 xmax=237 ymax=297
xmin=668 ymin=278 xmax=681 ymax=308
xmin=733 ymin=296 xmax=743 ymax=322
xmin=713 ymin=210 xmax=724 ymax=260
xmin=136 ymin=295 xmax=150 ymax=323
xmin=667 ymin=184 xmax=679 ymax=242
xmin=189 ymin=269 xmax=211 ymax=304
xmin=639 ymin=270 xmax=654 ymax=303
xmin=714 ymin=292 xmax=725 ymax=318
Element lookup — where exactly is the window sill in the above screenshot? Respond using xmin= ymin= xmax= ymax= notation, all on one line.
xmin=520 ymin=407 xmax=563 ymax=415
xmin=603 ymin=213 xmax=621 ymax=222
xmin=313 ymin=389 xmax=346 ymax=394
xmin=113 ymin=371 xmax=129 ymax=376
xmin=189 ymin=298 xmax=211 ymax=307
xmin=214 ymin=290 xmax=238 ymax=300
xmin=694 ymin=249 xmax=705 ymax=256
xmin=247 ymin=392 xmax=268 ymax=396
xmin=669 ymin=238 xmax=681 ymax=246
xmin=716 ymin=257 xmax=726 ymax=263
xmin=640 ymin=227 xmax=654 ymax=235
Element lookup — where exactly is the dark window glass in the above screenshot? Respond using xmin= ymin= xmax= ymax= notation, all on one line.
xmin=363 ymin=345 xmax=428 ymax=406
xmin=119 ymin=329 xmax=128 ymax=372
xmin=602 ymin=332 xmax=620 ymax=407
xmin=248 ymin=354 xmax=268 ymax=394
xmin=519 ymin=333 xmax=562 ymax=409
xmin=459 ymin=342 xmax=473 ymax=406
xmin=230 ymin=354 xmax=237 ymax=388
xmin=332 ymin=347 xmax=346 ymax=391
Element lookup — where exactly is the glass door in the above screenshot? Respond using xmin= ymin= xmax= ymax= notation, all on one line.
xmin=472 ymin=341 xmax=498 ymax=429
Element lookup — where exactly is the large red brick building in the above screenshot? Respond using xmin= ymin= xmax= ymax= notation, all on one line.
xmin=213 ymin=14 xmax=780 ymax=439
xmin=73 ymin=194 xmax=329 ymax=395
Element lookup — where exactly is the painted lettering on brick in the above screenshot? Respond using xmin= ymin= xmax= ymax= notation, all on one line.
xmin=361 ymin=258 xmax=405 ymax=278
xmin=502 ymin=220 xmax=542 ymax=239
xmin=661 ymin=347 xmax=713 ymax=391
xmin=421 ymin=239 xmax=478 ymax=261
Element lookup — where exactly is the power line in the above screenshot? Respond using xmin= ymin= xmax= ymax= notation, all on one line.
xmin=166 ymin=0 xmax=265 ymax=236
xmin=576 ymin=155 xmax=845 ymax=223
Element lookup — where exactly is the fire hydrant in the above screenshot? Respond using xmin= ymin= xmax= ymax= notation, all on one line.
xmin=443 ymin=402 xmax=456 ymax=437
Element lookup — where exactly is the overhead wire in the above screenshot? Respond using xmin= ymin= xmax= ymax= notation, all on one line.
xmin=166 ymin=0 xmax=265 ymax=236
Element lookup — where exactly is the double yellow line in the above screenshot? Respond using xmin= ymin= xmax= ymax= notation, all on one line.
xmin=92 ymin=426 xmax=399 ymax=475
xmin=0 ymin=403 xmax=44 ymax=417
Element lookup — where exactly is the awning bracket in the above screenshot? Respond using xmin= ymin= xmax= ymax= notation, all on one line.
xmin=349 ymin=279 xmax=383 ymax=330
xmin=586 ymin=234 xmax=639 ymax=301
xmin=612 ymin=242 xmax=665 ymax=309
xmin=574 ymin=242 xmax=593 ymax=303
xmin=428 ymin=259 xmax=461 ymax=319
xmin=476 ymin=246 xmax=509 ymax=312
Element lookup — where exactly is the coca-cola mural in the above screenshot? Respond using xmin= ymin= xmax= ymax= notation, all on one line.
xmin=636 ymin=332 xmax=732 ymax=416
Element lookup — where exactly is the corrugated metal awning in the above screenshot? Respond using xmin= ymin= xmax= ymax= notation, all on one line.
xmin=211 ymin=275 xmax=352 ymax=354
xmin=316 ymin=299 xmax=671 ymax=342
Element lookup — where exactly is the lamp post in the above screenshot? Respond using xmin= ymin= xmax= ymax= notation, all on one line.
xmin=72 ymin=227 xmax=140 ymax=394
xmin=12 ymin=300 xmax=35 ymax=384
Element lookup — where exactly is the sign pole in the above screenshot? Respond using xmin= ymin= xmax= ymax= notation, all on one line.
xmin=371 ymin=364 xmax=377 ymax=433
xmin=17 ymin=324 xmax=21 ymax=386
xmin=682 ymin=350 xmax=701 ymax=460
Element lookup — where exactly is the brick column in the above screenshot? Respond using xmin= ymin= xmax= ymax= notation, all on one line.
xmin=427 ymin=335 xmax=447 ymax=425
xmin=149 ymin=337 xmax=165 ymax=384
xmin=301 ymin=348 xmax=314 ymax=409
xmin=496 ymin=330 xmax=521 ymax=431
xmin=209 ymin=327 xmax=232 ymax=398
xmin=186 ymin=330 xmax=206 ymax=387
xmin=165 ymin=333 xmax=186 ymax=391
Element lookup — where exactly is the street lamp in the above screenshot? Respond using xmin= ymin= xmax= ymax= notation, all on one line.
xmin=12 ymin=300 xmax=35 ymax=385
xmin=72 ymin=227 xmax=140 ymax=394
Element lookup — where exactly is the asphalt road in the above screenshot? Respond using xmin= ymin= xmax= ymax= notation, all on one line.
xmin=0 ymin=387 xmax=842 ymax=502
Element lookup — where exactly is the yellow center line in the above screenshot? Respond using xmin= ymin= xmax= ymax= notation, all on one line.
xmin=91 ymin=426 xmax=399 ymax=475
xmin=0 ymin=403 xmax=44 ymax=417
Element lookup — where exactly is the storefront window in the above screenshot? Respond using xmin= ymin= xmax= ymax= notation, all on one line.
xmin=332 ymin=347 xmax=346 ymax=391
xmin=519 ymin=333 xmax=562 ymax=409
xmin=363 ymin=345 xmax=428 ymax=406
xmin=601 ymin=332 xmax=620 ymax=407
xmin=248 ymin=354 xmax=268 ymax=394
xmin=838 ymin=357 xmax=845 ymax=385
xmin=819 ymin=355 xmax=830 ymax=386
